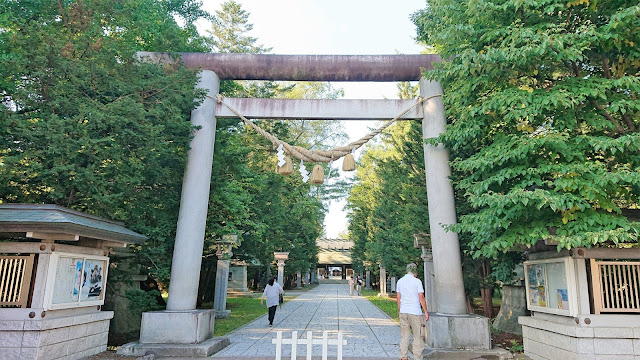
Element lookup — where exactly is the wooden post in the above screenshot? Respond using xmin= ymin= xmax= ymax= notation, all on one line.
xmin=290 ymin=331 xmax=298 ymax=360
xmin=322 ymin=331 xmax=328 ymax=360
xmin=306 ymin=331 xmax=313 ymax=360
xmin=275 ymin=331 xmax=282 ymax=360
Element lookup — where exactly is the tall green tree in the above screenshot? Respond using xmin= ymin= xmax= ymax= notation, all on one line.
xmin=413 ymin=0 xmax=640 ymax=258
xmin=206 ymin=0 xmax=270 ymax=54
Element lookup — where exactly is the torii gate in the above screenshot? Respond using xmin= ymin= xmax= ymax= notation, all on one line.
xmin=120 ymin=53 xmax=490 ymax=356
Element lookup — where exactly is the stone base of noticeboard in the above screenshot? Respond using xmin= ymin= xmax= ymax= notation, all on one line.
xmin=519 ymin=314 xmax=640 ymax=360
xmin=0 ymin=310 xmax=113 ymax=360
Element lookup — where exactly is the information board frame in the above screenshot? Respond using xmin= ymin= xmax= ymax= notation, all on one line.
xmin=524 ymin=257 xmax=578 ymax=317
xmin=43 ymin=252 xmax=109 ymax=310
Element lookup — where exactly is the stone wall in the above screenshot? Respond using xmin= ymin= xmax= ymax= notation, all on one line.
xmin=520 ymin=315 xmax=640 ymax=360
xmin=0 ymin=311 xmax=113 ymax=360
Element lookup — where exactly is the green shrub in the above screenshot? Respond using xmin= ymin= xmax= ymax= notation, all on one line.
xmin=124 ymin=289 xmax=165 ymax=317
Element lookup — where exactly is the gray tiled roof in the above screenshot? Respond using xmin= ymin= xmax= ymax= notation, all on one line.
xmin=0 ymin=204 xmax=147 ymax=244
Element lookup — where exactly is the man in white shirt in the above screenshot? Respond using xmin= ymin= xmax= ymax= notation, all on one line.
xmin=396 ymin=263 xmax=429 ymax=360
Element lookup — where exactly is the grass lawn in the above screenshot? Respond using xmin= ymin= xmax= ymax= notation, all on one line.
xmin=211 ymin=295 xmax=296 ymax=336
xmin=361 ymin=289 xmax=399 ymax=321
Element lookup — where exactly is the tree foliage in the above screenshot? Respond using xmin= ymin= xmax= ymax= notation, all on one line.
xmin=413 ymin=0 xmax=640 ymax=257
xmin=0 ymin=0 xmax=337 ymax=296
xmin=0 ymin=0 xmax=210 ymax=281
xmin=346 ymin=117 xmax=429 ymax=277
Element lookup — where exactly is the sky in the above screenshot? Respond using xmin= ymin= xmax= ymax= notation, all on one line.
xmin=198 ymin=0 xmax=426 ymax=238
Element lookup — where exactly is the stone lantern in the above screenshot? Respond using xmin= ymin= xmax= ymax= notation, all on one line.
xmin=414 ymin=232 xmax=436 ymax=313
xmin=273 ymin=252 xmax=289 ymax=286
xmin=363 ymin=261 xmax=373 ymax=290
xmin=213 ymin=235 xmax=240 ymax=319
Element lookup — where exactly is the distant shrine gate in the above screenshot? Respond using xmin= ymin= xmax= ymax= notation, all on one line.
xmin=126 ymin=53 xmax=491 ymax=353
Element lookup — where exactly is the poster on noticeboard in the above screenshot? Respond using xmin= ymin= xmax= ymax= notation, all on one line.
xmin=51 ymin=256 xmax=83 ymax=305
xmin=47 ymin=253 xmax=108 ymax=309
xmin=525 ymin=257 xmax=575 ymax=316
xmin=81 ymin=259 xmax=106 ymax=301
xmin=528 ymin=264 xmax=546 ymax=307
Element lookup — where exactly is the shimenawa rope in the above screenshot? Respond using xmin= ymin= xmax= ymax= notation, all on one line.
xmin=210 ymin=94 xmax=442 ymax=163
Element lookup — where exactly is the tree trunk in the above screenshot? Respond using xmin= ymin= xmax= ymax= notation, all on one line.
xmin=479 ymin=260 xmax=494 ymax=318
xmin=196 ymin=257 xmax=216 ymax=307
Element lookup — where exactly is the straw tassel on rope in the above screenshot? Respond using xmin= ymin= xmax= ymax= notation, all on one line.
xmin=277 ymin=156 xmax=293 ymax=175
xmin=311 ymin=164 xmax=324 ymax=185
xmin=342 ymin=153 xmax=355 ymax=171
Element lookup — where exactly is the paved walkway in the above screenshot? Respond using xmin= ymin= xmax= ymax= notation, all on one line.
xmin=212 ymin=283 xmax=401 ymax=359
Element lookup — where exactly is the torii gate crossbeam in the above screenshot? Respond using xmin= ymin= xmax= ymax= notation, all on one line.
xmin=137 ymin=52 xmax=442 ymax=81
xmin=215 ymin=98 xmax=423 ymax=120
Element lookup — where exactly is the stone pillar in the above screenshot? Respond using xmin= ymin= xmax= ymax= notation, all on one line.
xmin=274 ymin=252 xmax=289 ymax=286
xmin=296 ymin=270 xmax=302 ymax=288
xmin=365 ymin=270 xmax=371 ymax=290
xmin=379 ymin=265 xmax=387 ymax=296
xmin=420 ymin=79 xmax=490 ymax=350
xmin=306 ymin=269 xmax=311 ymax=285
xmin=213 ymin=235 xmax=238 ymax=319
xmin=421 ymin=250 xmax=437 ymax=313
xmin=311 ymin=267 xmax=318 ymax=284
xmin=214 ymin=257 xmax=230 ymax=318
xmin=131 ymin=71 xmax=226 ymax=351
xmin=277 ymin=260 xmax=285 ymax=285
xmin=419 ymin=78 xmax=466 ymax=315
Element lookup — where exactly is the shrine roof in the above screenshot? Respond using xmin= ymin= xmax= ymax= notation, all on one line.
xmin=0 ymin=203 xmax=146 ymax=245
xmin=316 ymin=238 xmax=354 ymax=250
xmin=318 ymin=249 xmax=352 ymax=265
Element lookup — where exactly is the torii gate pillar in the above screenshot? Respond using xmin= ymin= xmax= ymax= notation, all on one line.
xmin=119 ymin=71 xmax=230 ymax=356
xmin=420 ymin=78 xmax=490 ymax=349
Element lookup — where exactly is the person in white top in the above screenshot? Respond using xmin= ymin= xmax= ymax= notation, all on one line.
xmin=396 ymin=263 xmax=429 ymax=360
xmin=261 ymin=277 xmax=284 ymax=326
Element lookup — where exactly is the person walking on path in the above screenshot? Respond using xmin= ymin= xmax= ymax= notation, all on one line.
xmin=348 ymin=275 xmax=355 ymax=296
xmin=356 ymin=275 xmax=363 ymax=295
xmin=396 ymin=263 xmax=429 ymax=360
xmin=261 ymin=277 xmax=284 ymax=326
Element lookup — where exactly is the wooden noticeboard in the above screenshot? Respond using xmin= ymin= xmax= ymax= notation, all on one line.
xmin=524 ymin=257 xmax=578 ymax=317
xmin=44 ymin=252 xmax=109 ymax=310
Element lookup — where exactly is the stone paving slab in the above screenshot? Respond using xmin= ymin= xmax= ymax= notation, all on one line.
xmin=211 ymin=283 xmax=400 ymax=359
